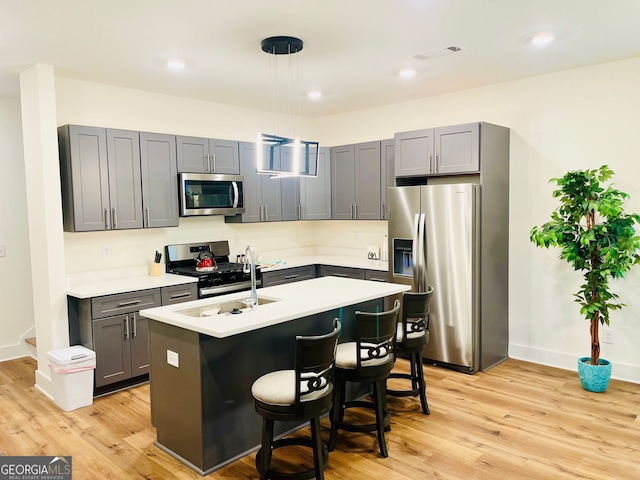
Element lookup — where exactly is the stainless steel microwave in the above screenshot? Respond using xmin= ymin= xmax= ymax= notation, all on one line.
xmin=179 ymin=173 xmax=245 ymax=216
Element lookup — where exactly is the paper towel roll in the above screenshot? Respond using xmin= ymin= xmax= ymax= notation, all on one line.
xmin=380 ymin=234 xmax=388 ymax=261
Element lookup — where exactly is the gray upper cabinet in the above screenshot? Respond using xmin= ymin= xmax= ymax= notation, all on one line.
xmin=106 ymin=129 xmax=143 ymax=230
xmin=59 ymin=125 xmax=143 ymax=232
xmin=380 ymin=139 xmax=394 ymax=220
xmin=394 ymin=122 xmax=480 ymax=177
xmin=281 ymin=177 xmax=301 ymax=221
xmin=225 ymin=142 xmax=282 ymax=223
xmin=176 ymin=135 xmax=240 ymax=174
xmin=140 ymin=132 xmax=179 ymax=228
xmin=331 ymin=141 xmax=381 ymax=220
xmin=59 ymin=125 xmax=180 ymax=232
xmin=300 ymin=147 xmax=331 ymax=220
xmin=59 ymin=125 xmax=109 ymax=232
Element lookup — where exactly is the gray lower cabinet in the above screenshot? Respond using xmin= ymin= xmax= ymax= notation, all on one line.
xmin=176 ymin=136 xmax=240 ymax=174
xmin=225 ymin=142 xmax=282 ymax=223
xmin=365 ymin=269 xmax=388 ymax=282
xmin=300 ymin=147 xmax=331 ymax=220
xmin=394 ymin=122 xmax=480 ymax=177
xmin=59 ymin=125 xmax=179 ymax=232
xmin=261 ymin=265 xmax=317 ymax=287
xmin=161 ymin=283 xmax=198 ymax=305
xmin=319 ymin=265 xmax=366 ymax=280
xmin=140 ymin=132 xmax=179 ymax=227
xmin=331 ymin=141 xmax=381 ymax=220
xmin=68 ymin=283 xmax=197 ymax=391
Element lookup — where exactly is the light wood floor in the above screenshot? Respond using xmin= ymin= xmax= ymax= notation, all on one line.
xmin=0 ymin=357 xmax=638 ymax=479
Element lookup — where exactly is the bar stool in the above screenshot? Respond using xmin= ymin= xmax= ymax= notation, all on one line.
xmin=251 ymin=320 xmax=340 ymax=480
xmin=328 ymin=300 xmax=400 ymax=458
xmin=386 ymin=287 xmax=434 ymax=414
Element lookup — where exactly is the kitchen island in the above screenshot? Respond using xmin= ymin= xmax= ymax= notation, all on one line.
xmin=140 ymin=276 xmax=409 ymax=475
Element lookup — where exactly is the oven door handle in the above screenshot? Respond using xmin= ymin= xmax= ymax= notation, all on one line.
xmin=232 ymin=182 xmax=239 ymax=209
xmin=199 ymin=280 xmax=262 ymax=298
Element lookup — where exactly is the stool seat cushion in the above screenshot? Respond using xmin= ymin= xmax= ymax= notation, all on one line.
xmin=335 ymin=342 xmax=391 ymax=369
xmin=396 ymin=323 xmax=427 ymax=342
xmin=252 ymin=370 xmax=330 ymax=406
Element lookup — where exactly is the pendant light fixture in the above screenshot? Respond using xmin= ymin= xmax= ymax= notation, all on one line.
xmin=257 ymin=36 xmax=319 ymax=177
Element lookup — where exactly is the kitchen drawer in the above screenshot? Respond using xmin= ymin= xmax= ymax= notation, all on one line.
xmin=161 ymin=283 xmax=198 ymax=305
xmin=91 ymin=289 xmax=161 ymax=319
xmin=262 ymin=265 xmax=316 ymax=287
xmin=319 ymin=265 xmax=365 ymax=280
xmin=365 ymin=270 xmax=388 ymax=282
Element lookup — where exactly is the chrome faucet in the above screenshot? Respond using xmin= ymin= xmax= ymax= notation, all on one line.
xmin=243 ymin=245 xmax=258 ymax=310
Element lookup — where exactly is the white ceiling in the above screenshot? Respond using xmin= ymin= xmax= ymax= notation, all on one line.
xmin=2 ymin=0 xmax=640 ymax=117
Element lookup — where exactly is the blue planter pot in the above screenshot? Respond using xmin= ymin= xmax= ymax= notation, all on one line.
xmin=577 ymin=357 xmax=612 ymax=392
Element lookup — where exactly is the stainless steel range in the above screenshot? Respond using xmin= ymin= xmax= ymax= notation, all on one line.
xmin=165 ymin=240 xmax=260 ymax=298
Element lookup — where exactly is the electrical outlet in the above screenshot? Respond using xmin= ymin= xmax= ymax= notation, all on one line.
xmin=354 ymin=232 xmax=360 ymax=241
xmin=102 ymin=245 xmax=111 ymax=258
xmin=167 ymin=350 xmax=179 ymax=368
xmin=233 ymin=235 xmax=240 ymax=247
xmin=0 ymin=244 xmax=5 ymax=257
xmin=603 ymin=329 xmax=614 ymax=345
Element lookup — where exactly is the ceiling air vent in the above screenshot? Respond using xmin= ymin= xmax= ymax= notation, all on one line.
xmin=412 ymin=45 xmax=465 ymax=61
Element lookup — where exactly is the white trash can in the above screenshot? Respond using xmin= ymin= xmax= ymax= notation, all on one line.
xmin=47 ymin=345 xmax=96 ymax=411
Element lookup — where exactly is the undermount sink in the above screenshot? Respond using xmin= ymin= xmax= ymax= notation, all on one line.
xmin=178 ymin=296 xmax=280 ymax=318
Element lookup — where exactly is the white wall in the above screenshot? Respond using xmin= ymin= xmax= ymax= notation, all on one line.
xmin=0 ymin=95 xmax=35 ymax=360
xmin=8 ymin=56 xmax=640 ymax=383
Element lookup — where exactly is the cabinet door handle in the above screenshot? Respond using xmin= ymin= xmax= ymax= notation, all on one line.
xmin=118 ymin=299 xmax=141 ymax=307
xmin=124 ymin=315 xmax=130 ymax=339
xmin=435 ymin=154 xmax=439 ymax=173
xmin=264 ymin=205 xmax=268 ymax=221
xmin=212 ymin=153 xmax=216 ymax=172
xmin=297 ymin=204 xmax=301 ymax=220
xmin=132 ymin=313 xmax=137 ymax=338
xmin=381 ymin=203 xmax=386 ymax=219
xmin=104 ymin=208 xmax=109 ymax=229
xmin=284 ymin=274 xmax=299 ymax=280
xmin=112 ymin=208 xmax=117 ymax=229
xmin=145 ymin=207 xmax=150 ymax=227
xmin=354 ymin=203 xmax=358 ymax=219
xmin=429 ymin=154 xmax=433 ymax=173
xmin=206 ymin=153 xmax=211 ymax=172
xmin=170 ymin=292 xmax=192 ymax=299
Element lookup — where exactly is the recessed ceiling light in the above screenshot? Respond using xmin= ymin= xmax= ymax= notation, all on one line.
xmin=165 ymin=59 xmax=186 ymax=70
xmin=308 ymin=90 xmax=322 ymax=99
xmin=399 ymin=68 xmax=416 ymax=78
xmin=530 ymin=32 xmax=555 ymax=46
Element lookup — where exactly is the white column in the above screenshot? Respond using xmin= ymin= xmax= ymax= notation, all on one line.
xmin=20 ymin=64 xmax=68 ymax=396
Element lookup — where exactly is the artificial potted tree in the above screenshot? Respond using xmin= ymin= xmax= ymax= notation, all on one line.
xmin=530 ymin=165 xmax=640 ymax=392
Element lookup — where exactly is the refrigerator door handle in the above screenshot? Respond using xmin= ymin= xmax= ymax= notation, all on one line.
xmin=412 ymin=213 xmax=420 ymax=291
xmin=417 ymin=213 xmax=426 ymax=292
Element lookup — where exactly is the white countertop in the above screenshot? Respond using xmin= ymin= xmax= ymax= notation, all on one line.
xmin=259 ymin=255 xmax=389 ymax=272
xmin=65 ymin=255 xmax=388 ymax=298
xmin=140 ymin=276 xmax=409 ymax=338
xmin=66 ymin=273 xmax=198 ymax=299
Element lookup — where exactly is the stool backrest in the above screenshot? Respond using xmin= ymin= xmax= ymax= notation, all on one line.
xmin=353 ymin=300 xmax=401 ymax=375
xmin=294 ymin=319 xmax=341 ymax=412
xmin=399 ymin=286 xmax=434 ymax=348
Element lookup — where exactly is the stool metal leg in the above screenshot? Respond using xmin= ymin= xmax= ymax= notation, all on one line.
xmin=310 ymin=416 xmax=324 ymax=480
xmin=328 ymin=378 xmax=345 ymax=452
xmin=257 ymin=417 xmax=274 ymax=480
xmin=373 ymin=380 xmax=388 ymax=458
xmin=415 ymin=352 xmax=430 ymax=415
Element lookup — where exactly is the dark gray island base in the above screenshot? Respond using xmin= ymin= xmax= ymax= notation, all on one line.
xmin=149 ymin=298 xmax=381 ymax=475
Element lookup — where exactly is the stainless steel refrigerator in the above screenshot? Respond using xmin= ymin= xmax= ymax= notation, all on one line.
xmin=387 ymin=183 xmax=485 ymax=373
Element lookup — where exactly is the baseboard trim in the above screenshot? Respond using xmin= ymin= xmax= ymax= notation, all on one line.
xmin=509 ymin=343 xmax=640 ymax=384
xmin=0 ymin=343 xmax=30 ymax=363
